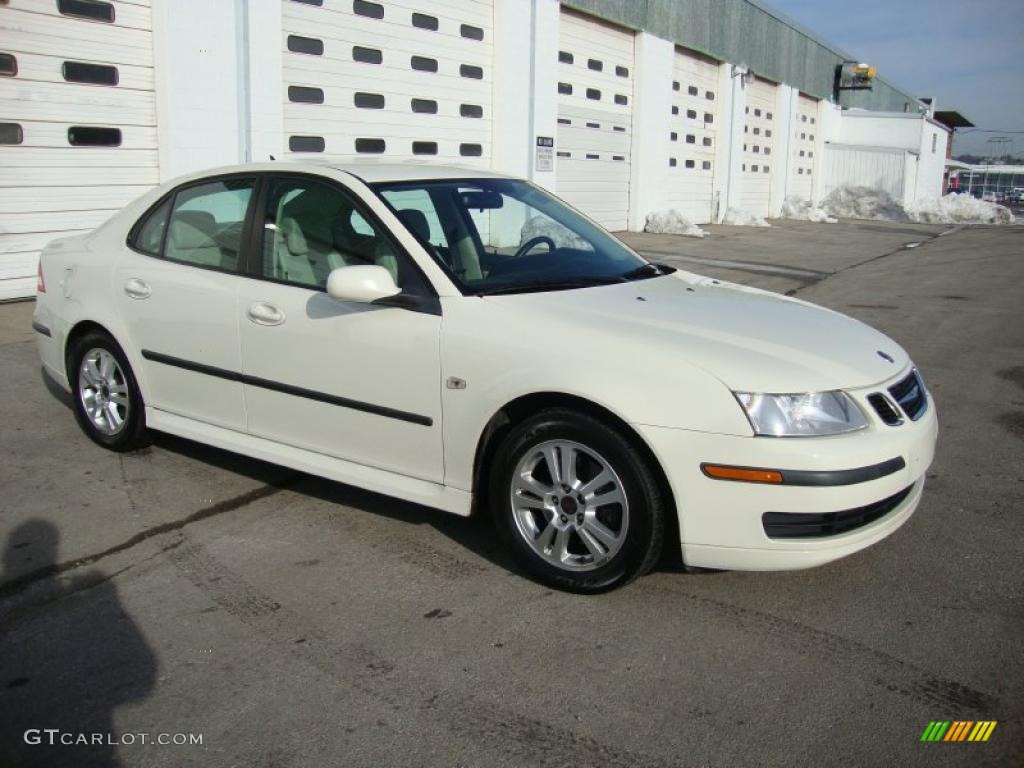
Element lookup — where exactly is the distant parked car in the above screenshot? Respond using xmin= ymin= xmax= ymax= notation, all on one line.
xmin=33 ymin=162 xmax=938 ymax=591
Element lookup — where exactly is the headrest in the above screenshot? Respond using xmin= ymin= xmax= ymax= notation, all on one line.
xmin=397 ymin=209 xmax=430 ymax=242
xmin=169 ymin=219 xmax=215 ymax=251
xmin=175 ymin=210 xmax=216 ymax=234
xmin=277 ymin=217 xmax=308 ymax=255
xmin=280 ymin=186 xmax=344 ymax=248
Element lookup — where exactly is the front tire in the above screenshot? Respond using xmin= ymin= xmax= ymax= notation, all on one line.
xmin=68 ymin=330 xmax=149 ymax=452
xmin=489 ymin=408 xmax=665 ymax=592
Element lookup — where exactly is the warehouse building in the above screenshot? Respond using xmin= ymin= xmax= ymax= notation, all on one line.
xmin=0 ymin=0 xmax=954 ymax=299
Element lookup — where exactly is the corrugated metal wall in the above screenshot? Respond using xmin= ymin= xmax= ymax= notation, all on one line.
xmin=562 ymin=0 xmax=919 ymax=112
xmin=821 ymin=144 xmax=913 ymax=203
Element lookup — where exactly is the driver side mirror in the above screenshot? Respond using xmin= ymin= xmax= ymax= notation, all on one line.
xmin=326 ymin=265 xmax=401 ymax=304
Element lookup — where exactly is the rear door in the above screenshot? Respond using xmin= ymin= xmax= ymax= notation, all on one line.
xmin=236 ymin=173 xmax=444 ymax=482
xmin=115 ymin=175 xmax=256 ymax=431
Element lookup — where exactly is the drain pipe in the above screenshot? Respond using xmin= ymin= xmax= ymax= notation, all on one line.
xmin=236 ymin=0 xmax=252 ymax=163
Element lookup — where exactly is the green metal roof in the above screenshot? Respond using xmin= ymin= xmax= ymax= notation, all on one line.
xmin=561 ymin=0 xmax=922 ymax=112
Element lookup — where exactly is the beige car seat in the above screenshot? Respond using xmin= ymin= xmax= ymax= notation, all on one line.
xmin=273 ymin=186 xmax=346 ymax=287
xmin=166 ymin=210 xmax=225 ymax=268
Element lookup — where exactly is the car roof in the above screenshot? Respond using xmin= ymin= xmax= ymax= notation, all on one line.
xmin=323 ymin=161 xmax=516 ymax=183
xmin=181 ymin=160 xmax=518 ymax=184
xmin=154 ymin=161 xmax=521 ymax=200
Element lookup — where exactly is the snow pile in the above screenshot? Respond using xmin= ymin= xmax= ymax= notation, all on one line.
xmin=781 ymin=196 xmax=837 ymax=224
xmin=821 ymin=187 xmax=1015 ymax=225
xmin=519 ymin=215 xmax=592 ymax=251
xmin=907 ymin=194 xmax=1015 ymax=225
xmin=644 ymin=209 xmax=708 ymax=238
xmin=722 ymin=208 xmax=771 ymax=227
xmin=821 ymin=186 xmax=910 ymax=222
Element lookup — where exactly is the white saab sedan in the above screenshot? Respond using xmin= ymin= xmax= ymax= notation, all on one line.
xmin=33 ymin=163 xmax=937 ymax=592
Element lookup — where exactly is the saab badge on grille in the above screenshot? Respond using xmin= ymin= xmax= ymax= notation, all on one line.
xmin=877 ymin=350 xmax=895 ymax=363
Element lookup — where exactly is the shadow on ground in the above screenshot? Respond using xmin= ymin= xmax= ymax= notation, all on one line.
xmin=0 ymin=520 xmax=158 ymax=768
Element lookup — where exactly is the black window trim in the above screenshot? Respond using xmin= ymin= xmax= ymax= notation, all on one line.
xmin=127 ymin=172 xmax=442 ymax=316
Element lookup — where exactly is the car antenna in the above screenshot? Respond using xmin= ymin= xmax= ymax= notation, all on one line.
xmin=269 ymin=154 xmax=276 ymax=161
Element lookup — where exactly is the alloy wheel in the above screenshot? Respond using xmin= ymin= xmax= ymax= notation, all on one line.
xmin=78 ymin=347 xmax=130 ymax=436
xmin=509 ymin=439 xmax=629 ymax=571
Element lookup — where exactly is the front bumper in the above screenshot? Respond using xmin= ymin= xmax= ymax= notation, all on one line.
xmin=635 ymin=375 xmax=938 ymax=571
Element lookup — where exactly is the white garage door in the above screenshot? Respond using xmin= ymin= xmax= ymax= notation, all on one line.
xmin=281 ymin=0 xmax=492 ymax=168
xmin=738 ymin=77 xmax=778 ymax=217
xmin=555 ymin=9 xmax=634 ymax=231
xmin=789 ymin=93 xmax=819 ymax=201
xmin=666 ymin=47 xmax=719 ymax=224
xmin=0 ymin=0 xmax=158 ymax=300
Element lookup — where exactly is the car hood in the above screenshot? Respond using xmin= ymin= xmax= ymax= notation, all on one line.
xmin=482 ymin=272 xmax=910 ymax=393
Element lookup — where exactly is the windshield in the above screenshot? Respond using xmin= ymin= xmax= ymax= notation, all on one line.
xmin=371 ymin=178 xmax=655 ymax=295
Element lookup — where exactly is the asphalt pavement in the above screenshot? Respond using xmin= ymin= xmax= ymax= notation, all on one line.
xmin=1 ymin=218 xmax=1021 ymax=767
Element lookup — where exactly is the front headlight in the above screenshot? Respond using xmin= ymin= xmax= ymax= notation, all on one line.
xmin=734 ymin=391 xmax=868 ymax=437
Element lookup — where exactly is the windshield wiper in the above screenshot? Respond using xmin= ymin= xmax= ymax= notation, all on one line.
xmin=476 ymin=277 xmax=626 ymax=296
xmin=621 ymin=262 xmax=673 ymax=281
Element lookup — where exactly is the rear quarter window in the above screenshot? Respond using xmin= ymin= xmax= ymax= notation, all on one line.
xmin=130 ymin=197 xmax=172 ymax=255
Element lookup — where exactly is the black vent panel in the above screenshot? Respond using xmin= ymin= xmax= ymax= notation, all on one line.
xmin=763 ymin=485 xmax=914 ymax=539
xmin=867 ymin=393 xmax=902 ymax=425
xmin=888 ymin=370 xmax=927 ymax=421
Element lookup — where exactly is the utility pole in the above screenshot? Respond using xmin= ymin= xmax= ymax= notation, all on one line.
xmin=985 ymin=136 xmax=1011 ymax=198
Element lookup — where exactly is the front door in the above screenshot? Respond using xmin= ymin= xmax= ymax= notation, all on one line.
xmin=115 ymin=176 xmax=256 ymax=431
xmin=236 ymin=174 xmax=444 ymax=483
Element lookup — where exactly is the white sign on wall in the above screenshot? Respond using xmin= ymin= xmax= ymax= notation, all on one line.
xmin=536 ymin=136 xmax=554 ymax=172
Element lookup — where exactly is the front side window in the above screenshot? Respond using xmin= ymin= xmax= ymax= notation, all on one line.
xmin=164 ymin=178 xmax=255 ymax=270
xmin=374 ymin=179 xmax=650 ymax=295
xmin=257 ymin=177 xmax=426 ymax=294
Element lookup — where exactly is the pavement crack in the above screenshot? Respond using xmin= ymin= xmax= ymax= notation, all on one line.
xmin=785 ymin=227 xmax=950 ymax=296
xmin=638 ymin=249 xmax=828 ymax=281
xmin=0 ymin=474 xmax=301 ymax=601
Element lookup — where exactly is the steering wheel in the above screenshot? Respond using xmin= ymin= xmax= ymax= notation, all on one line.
xmin=512 ymin=235 xmax=556 ymax=261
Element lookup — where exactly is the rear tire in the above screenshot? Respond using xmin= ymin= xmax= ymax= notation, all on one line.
xmin=67 ymin=330 xmax=149 ymax=452
xmin=488 ymin=408 xmax=665 ymax=593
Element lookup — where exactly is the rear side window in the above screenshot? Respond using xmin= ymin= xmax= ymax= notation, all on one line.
xmin=131 ymin=198 xmax=172 ymax=255
xmin=166 ymin=180 xmax=255 ymax=270
xmin=134 ymin=179 xmax=255 ymax=270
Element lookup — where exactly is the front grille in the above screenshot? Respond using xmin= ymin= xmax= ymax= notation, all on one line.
xmin=888 ymin=370 xmax=927 ymax=421
xmin=762 ymin=485 xmax=914 ymax=539
xmin=867 ymin=393 xmax=902 ymax=425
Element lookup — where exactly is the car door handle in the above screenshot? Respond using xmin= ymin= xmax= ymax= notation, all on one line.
xmin=123 ymin=278 xmax=151 ymax=299
xmin=247 ymin=302 xmax=285 ymax=326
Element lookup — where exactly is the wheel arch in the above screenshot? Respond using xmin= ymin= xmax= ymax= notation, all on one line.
xmin=64 ymin=319 xmax=120 ymax=371
xmin=471 ymin=392 xmax=679 ymax=560
xmin=63 ymin=320 xmax=145 ymax=400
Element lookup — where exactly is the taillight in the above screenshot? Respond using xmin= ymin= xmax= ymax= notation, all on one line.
xmin=36 ymin=260 xmax=46 ymax=293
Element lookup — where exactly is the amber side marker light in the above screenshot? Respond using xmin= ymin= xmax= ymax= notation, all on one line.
xmin=701 ymin=464 xmax=784 ymax=484
xmin=36 ymin=260 xmax=46 ymax=293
